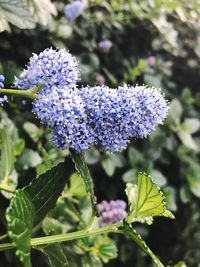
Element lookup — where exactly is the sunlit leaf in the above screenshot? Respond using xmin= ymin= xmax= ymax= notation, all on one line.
xmin=126 ymin=172 xmax=174 ymax=222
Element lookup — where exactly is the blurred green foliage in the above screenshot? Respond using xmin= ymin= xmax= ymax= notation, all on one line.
xmin=1 ymin=0 xmax=200 ymax=266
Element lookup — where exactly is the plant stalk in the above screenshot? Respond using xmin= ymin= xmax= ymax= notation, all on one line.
xmin=0 ymin=84 xmax=43 ymax=99
xmin=0 ymin=222 xmax=121 ymax=251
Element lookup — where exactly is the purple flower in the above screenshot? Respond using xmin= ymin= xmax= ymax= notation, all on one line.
xmin=78 ymin=85 xmax=168 ymax=153
xmin=98 ymin=40 xmax=112 ymax=52
xmin=147 ymin=56 xmax=156 ymax=67
xmin=0 ymin=74 xmax=5 ymax=88
xmin=17 ymin=48 xmax=168 ymax=153
xmin=64 ymin=1 xmax=83 ymax=22
xmin=97 ymin=200 xmax=127 ymax=226
xmin=0 ymin=95 xmax=7 ymax=106
xmin=0 ymin=74 xmax=7 ymax=105
xmin=32 ymin=86 xmax=95 ymax=152
xmin=14 ymin=48 xmax=79 ymax=93
xmin=118 ymin=85 xmax=169 ymax=138
xmin=79 ymin=86 xmax=129 ymax=153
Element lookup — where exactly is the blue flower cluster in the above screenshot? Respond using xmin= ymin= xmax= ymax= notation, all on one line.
xmin=97 ymin=200 xmax=127 ymax=226
xmin=32 ymin=86 xmax=95 ymax=152
xmin=79 ymin=86 xmax=130 ymax=152
xmin=14 ymin=48 xmax=79 ymax=93
xmin=0 ymin=75 xmax=7 ymax=106
xmin=16 ymin=48 xmax=169 ymax=153
xmin=64 ymin=1 xmax=83 ymax=22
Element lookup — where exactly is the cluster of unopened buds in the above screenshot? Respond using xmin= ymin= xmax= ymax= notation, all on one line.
xmin=0 ymin=48 xmax=169 ymax=153
xmin=97 ymin=200 xmax=127 ymax=226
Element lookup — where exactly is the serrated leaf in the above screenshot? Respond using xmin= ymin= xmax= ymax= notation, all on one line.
xmin=6 ymin=159 xmax=73 ymax=267
xmin=38 ymin=244 xmax=68 ymax=267
xmin=6 ymin=190 xmax=36 ymax=267
xmin=123 ymin=223 xmax=164 ymax=267
xmin=70 ymin=151 xmax=97 ymax=217
xmin=25 ymin=158 xmax=73 ymax=224
xmin=0 ymin=128 xmax=15 ymax=181
xmin=126 ymin=172 xmax=174 ymax=222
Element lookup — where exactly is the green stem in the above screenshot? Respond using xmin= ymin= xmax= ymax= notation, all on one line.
xmin=0 ymin=234 xmax=7 ymax=241
xmin=0 ymin=222 xmax=165 ymax=266
xmin=0 ymin=222 xmax=121 ymax=251
xmin=0 ymin=185 xmax=15 ymax=193
xmin=0 ymin=85 xmax=43 ymax=99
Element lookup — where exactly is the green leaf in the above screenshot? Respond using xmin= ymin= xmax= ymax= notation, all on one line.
xmin=95 ymin=236 xmax=118 ymax=263
xmin=38 ymin=244 xmax=68 ymax=267
xmin=178 ymin=130 xmax=198 ymax=151
xmin=70 ymin=151 xmax=97 ymax=216
xmin=25 ymin=159 xmax=73 ymax=224
xmin=181 ymin=118 xmax=200 ymax=134
xmin=163 ymin=186 xmax=177 ymax=212
xmin=82 ymin=254 xmax=103 ymax=267
xmin=0 ymin=128 xmax=15 ymax=181
xmin=126 ymin=172 xmax=174 ymax=223
xmin=6 ymin=190 xmax=36 ymax=267
xmin=167 ymin=99 xmax=182 ymax=131
xmin=150 ymin=169 xmax=167 ymax=187
xmin=0 ymin=0 xmax=35 ymax=31
xmin=24 ymin=0 xmax=57 ymax=26
xmin=69 ymin=172 xmax=87 ymax=197
xmin=23 ymin=122 xmax=42 ymax=142
xmin=0 ymin=129 xmax=17 ymax=198
xmin=6 ymin=159 xmax=73 ymax=266
xmin=123 ymin=223 xmax=164 ymax=267
xmin=17 ymin=148 xmax=43 ymax=170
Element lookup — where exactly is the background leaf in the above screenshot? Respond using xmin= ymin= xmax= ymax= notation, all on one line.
xmin=0 ymin=0 xmax=35 ymax=31
xmin=6 ymin=190 xmax=36 ymax=267
xmin=38 ymin=244 xmax=68 ymax=267
xmin=0 ymin=128 xmax=15 ymax=181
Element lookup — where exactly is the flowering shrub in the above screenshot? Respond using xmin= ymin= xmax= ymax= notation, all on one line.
xmin=0 ymin=47 xmax=176 ymax=267
xmin=1 ymin=1 xmax=200 ymax=267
